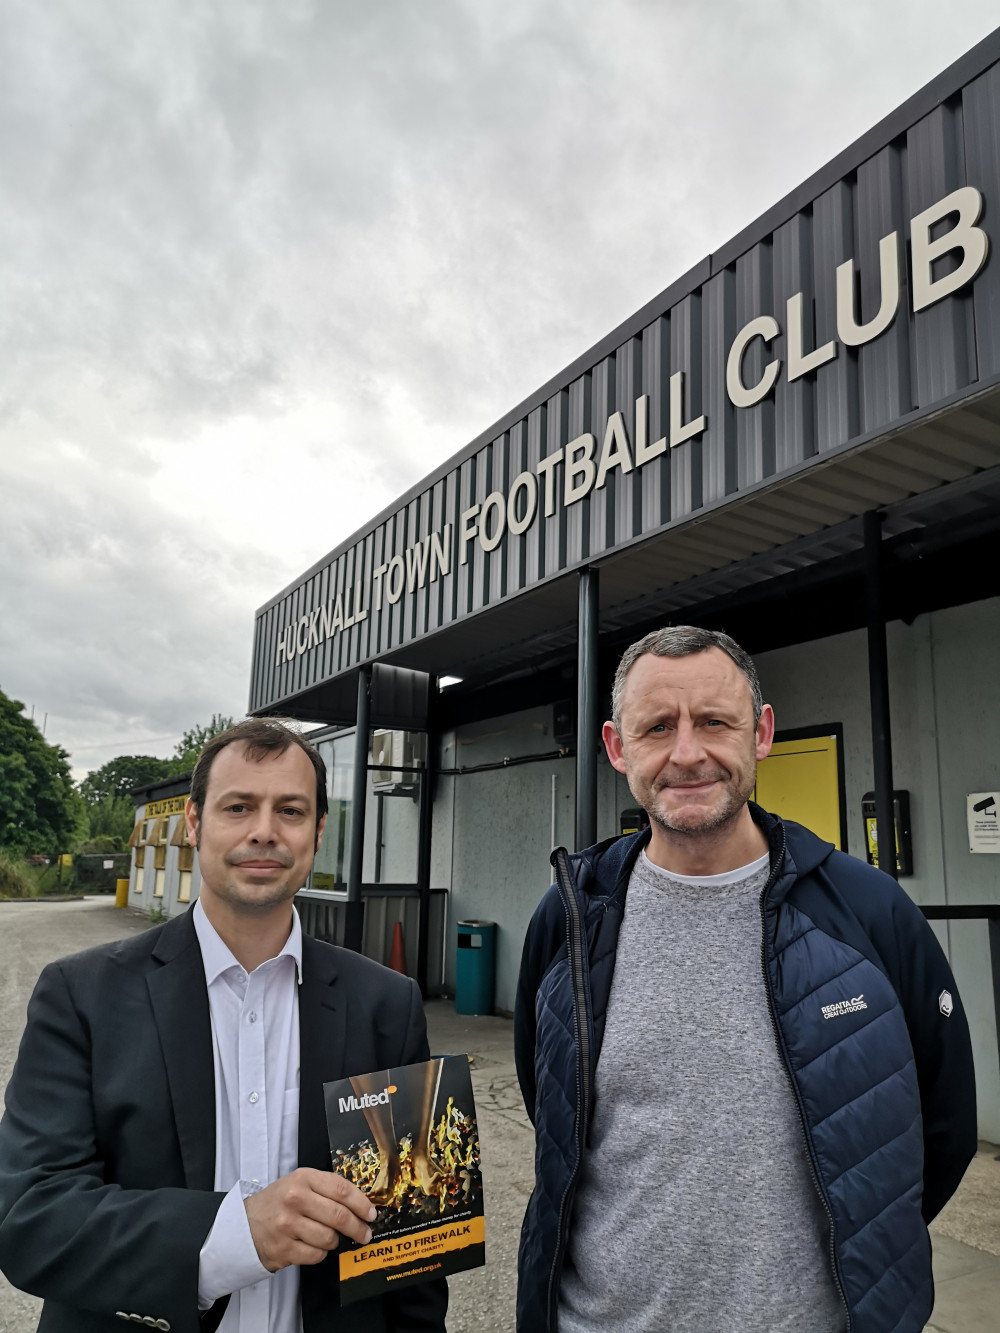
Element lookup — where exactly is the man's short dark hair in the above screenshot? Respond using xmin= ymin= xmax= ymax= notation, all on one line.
xmin=610 ymin=626 xmax=764 ymax=730
xmin=189 ymin=718 xmax=328 ymax=825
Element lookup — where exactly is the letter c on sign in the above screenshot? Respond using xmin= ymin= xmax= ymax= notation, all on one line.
xmin=726 ymin=315 xmax=781 ymax=409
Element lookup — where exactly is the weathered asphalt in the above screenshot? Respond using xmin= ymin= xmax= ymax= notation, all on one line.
xmin=0 ymin=899 xmax=996 ymax=1332
xmin=0 ymin=900 xmax=154 ymax=1332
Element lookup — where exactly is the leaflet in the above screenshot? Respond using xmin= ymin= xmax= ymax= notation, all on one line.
xmin=324 ymin=1054 xmax=485 ymax=1304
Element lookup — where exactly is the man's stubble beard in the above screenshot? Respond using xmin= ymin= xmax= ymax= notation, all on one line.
xmin=217 ymin=876 xmax=302 ymax=912
xmin=640 ymin=762 xmax=758 ymax=839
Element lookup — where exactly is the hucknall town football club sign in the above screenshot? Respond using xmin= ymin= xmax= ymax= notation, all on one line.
xmin=271 ymin=184 xmax=990 ymax=672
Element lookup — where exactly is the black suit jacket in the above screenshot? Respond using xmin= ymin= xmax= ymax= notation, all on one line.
xmin=0 ymin=909 xmax=448 ymax=1333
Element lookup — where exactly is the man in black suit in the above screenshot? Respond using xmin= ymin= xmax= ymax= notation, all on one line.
xmin=0 ymin=719 xmax=448 ymax=1333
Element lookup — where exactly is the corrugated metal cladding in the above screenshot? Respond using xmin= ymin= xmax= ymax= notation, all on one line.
xmin=252 ymin=42 xmax=1000 ymax=716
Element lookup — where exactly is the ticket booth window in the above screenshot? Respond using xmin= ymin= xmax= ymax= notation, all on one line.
xmin=127 ymin=818 xmax=146 ymax=895
xmin=177 ymin=847 xmax=194 ymax=903
xmin=132 ymin=844 xmax=145 ymax=896
xmin=146 ymin=817 xmax=168 ymax=898
xmin=171 ymin=818 xmax=194 ymax=903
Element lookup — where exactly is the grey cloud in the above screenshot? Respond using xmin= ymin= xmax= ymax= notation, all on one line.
xmin=1 ymin=0 xmax=997 ymax=777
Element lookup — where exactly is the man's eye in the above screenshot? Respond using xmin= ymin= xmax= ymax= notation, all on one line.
xmin=650 ymin=724 xmax=666 ymax=733
xmin=281 ymin=807 xmax=304 ymax=817
xmin=227 ymin=804 xmax=246 ymax=813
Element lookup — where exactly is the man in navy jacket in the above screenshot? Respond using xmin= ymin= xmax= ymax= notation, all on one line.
xmin=515 ymin=626 xmax=976 ymax=1333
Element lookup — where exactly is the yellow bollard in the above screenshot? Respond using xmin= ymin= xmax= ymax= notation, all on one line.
xmin=115 ymin=878 xmax=129 ymax=908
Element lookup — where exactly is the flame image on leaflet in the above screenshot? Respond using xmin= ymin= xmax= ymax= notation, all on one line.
xmin=325 ymin=1054 xmax=486 ymax=1302
xmin=333 ymin=1095 xmax=481 ymax=1228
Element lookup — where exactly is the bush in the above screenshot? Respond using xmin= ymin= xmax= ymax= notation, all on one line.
xmin=75 ymin=835 xmax=125 ymax=855
xmin=0 ymin=851 xmax=37 ymax=899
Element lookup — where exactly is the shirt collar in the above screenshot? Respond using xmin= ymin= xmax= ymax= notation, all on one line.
xmin=192 ymin=896 xmax=304 ymax=985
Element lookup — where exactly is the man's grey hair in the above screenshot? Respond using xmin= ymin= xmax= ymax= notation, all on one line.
xmin=610 ymin=626 xmax=764 ymax=730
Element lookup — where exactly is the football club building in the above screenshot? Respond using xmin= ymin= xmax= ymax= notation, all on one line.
xmin=242 ymin=32 xmax=1000 ymax=1135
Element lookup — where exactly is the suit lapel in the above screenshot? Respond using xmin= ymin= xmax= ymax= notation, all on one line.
xmin=147 ymin=910 xmax=217 ymax=1191
xmin=297 ymin=935 xmax=348 ymax=1171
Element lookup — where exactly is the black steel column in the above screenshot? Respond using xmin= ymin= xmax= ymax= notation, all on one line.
xmin=345 ymin=665 xmax=371 ymax=951
xmin=576 ymin=567 xmax=599 ymax=850
xmin=416 ymin=724 xmax=434 ymax=998
xmin=863 ymin=511 xmax=898 ymax=881
xmin=990 ymin=919 xmax=1000 ymax=1078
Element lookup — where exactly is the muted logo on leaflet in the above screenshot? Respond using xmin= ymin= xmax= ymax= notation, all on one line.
xmin=821 ymin=995 xmax=868 ymax=1020
xmin=338 ymin=1085 xmax=397 ymax=1114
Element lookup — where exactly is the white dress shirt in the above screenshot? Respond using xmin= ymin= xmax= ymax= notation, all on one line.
xmin=194 ymin=898 xmax=304 ymax=1333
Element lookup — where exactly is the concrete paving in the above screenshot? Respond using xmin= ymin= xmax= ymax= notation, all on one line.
xmin=0 ymin=899 xmax=996 ymax=1331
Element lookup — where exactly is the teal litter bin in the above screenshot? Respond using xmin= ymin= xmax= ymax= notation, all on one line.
xmin=455 ymin=920 xmax=496 ymax=1015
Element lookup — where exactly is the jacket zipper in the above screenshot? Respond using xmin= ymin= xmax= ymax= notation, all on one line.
xmin=758 ymin=822 xmax=852 ymax=1331
xmin=547 ymin=847 xmax=592 ymax=1332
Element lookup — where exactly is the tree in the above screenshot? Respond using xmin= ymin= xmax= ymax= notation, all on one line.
xmin=70 ymin=716 xmax=237 ymax=851
xmin=83 ymin=794 xmax=140 ymax=847
xmin=170 ymin=713 xmax=235 ymax=772
xmin=77 ymin=755 xmax=176 ymax=850
xmin=78 ymin=755 xmax=175 ymax=807
xmin=0 ymin=690 xmax=84 ymax=854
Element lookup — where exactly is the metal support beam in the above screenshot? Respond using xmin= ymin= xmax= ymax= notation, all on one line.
xmin=416 ymin=729 xmax=434 ymax=998
xmin=345 ymin=666 xmax=371 ymax=951
xmin=576 ymin=567 xmax=599 ymax=850
xmin=863 ymin=510 xmax=898 ymax=881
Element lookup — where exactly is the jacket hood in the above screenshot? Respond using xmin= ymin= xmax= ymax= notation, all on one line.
xmin=554 ymin=802 xmax=838 ymax=902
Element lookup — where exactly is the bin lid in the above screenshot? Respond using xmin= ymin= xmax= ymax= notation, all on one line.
xmin=457 ymin=919 xmax=495 ymax=929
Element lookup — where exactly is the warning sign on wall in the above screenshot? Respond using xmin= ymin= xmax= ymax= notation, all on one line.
xmin=966 ymin=793 xmax=1000 ymax=853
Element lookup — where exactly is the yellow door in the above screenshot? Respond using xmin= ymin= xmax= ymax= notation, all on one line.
xmin=754 ymin=733 xmax=843 ymax=849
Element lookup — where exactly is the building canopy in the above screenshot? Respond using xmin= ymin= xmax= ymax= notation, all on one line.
xmin=252 ymin=28 xmax=1000 ymax=726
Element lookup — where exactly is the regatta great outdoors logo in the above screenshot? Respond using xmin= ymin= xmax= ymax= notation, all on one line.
xmin=821 ymin=995 xmax=868 ymax=1020
xmin=338 ymin=1084 xmax=397 ymax=1114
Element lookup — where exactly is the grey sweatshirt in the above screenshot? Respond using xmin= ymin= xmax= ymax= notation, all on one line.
xmin=558 ymin=852 xmax=845 ymax=1332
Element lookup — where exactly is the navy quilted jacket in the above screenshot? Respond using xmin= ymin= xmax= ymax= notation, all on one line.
xmin=514 ymin=807 xmax=977 ymax=1333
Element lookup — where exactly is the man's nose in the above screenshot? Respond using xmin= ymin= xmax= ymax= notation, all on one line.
xmin=247 ymin=810 xmax=279 ymax=844
xmin=670 ymin=720 xmax=707 ymax=766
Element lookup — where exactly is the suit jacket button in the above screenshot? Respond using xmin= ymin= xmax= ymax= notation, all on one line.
xmin=142 ymin=1320 xmax=157 ymax=1328
xmin=155 ymin=1323 xmax=171 ymax=1331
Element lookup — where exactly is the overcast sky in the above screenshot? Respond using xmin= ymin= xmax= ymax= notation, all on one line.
xmin=1 ymin=0 xmax=997 ymax=779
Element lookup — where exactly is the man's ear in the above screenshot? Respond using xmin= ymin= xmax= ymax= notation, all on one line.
xmin=314 ymin=813 xmax=326 ymax=854
xmin=755 ymin=704 xmax=775 ymax=761
xmin=184 ymin=798 xmax=200 ymax=850
xmin=602 ymin=721 xmax=628 ymax=776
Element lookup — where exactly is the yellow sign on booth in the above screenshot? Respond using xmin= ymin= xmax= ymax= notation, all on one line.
xmin=145 ymin=795 xmax=188 ymax=818
xmin=754 ymin=734 xmax=842 ymax=849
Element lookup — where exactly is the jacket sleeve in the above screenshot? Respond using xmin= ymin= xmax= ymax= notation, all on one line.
xmin=0 ymin=959 xmax=225 ymax=1333
xmin=868 ymin=886 xmax=978 ymax=1222
xmin=514 ymin=885 xmax=565 ymax=1126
